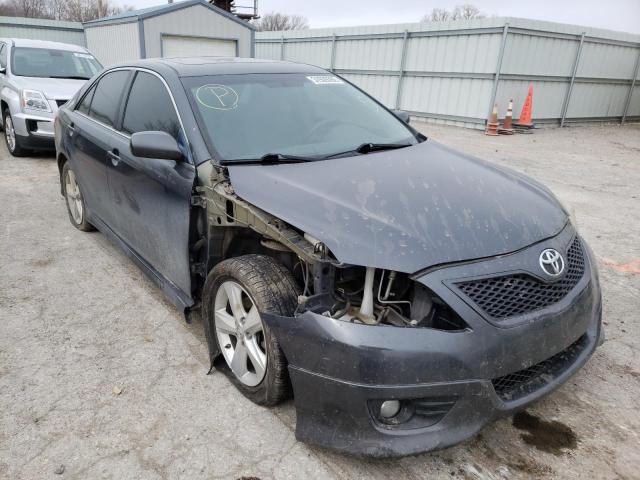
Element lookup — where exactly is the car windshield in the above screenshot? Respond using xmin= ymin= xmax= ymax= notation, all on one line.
xmin=11 ymin=47 xmax=102 ymax=79
xmin=182 ymin=73 xmax=418 ymax=162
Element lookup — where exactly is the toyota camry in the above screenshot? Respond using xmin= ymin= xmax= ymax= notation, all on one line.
xmin=54 ymin=57 xmax=603 ymax=457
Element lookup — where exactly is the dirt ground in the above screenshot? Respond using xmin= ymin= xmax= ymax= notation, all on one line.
xmin=1 ymin=123 xmax=639 ymax=480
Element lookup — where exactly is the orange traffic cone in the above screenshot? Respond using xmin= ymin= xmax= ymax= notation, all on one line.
xmin=499 ymin=99 xmax=515 ymax=134
xmin=515 ymin=85 xmax=534 ymax=128
xmin=485 ymin=103 xmax=499 ymax=136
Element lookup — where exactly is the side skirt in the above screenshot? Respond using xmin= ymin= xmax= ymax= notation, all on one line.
xmin=89 ymin=213 xmax=195 ymax=311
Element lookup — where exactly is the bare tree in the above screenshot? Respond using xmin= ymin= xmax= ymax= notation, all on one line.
xmin=0 ymin=0 xmax=128 ymax=21
xmin=254 ymin=12 xmax=309 ymax=31
xmin=425 ymin=8 xmax=450 ymax=22
xmin=8 ymin=0 xmax=48 ymax=18
xmin=452 ymin=4 xmax=485 ymax=20
xmin=422 ymin=4 xmax=486 ymax=22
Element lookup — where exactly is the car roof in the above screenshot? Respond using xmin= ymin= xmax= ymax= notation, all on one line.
xmin=109 ymin=57 xmax=328 ymax=77
xmin=0 ymin=38 xmax=88 ymax=52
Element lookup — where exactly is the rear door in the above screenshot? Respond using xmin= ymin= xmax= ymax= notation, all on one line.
xmin=161 ymin=35 xmax=237 ymax=57
xmin=68 ymin=69 xmax=131 ymax=227
xmin=106 ymin=69 xmax=196 ymax=302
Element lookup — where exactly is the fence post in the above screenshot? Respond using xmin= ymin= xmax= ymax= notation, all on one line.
xmin=487 ymin=23 xmax=509 ymax=122
xmin=394 ymin=30 xmax=409 ymax=109
xmin=280 ymin=35 xmax=285 ymax=60
xmin=621 ymin=47 xmax=640 ymax=124
xmin=330 ymin=33 xmax=337 ymax=72
xmin=560 ymin=32 xmax=585 ymax=127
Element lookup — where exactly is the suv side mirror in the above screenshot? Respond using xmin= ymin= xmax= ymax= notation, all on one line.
xmin=130 ymin=131 xmax=182 ymax=161
xmin=392 ymin=109 xmax=410 ymax=124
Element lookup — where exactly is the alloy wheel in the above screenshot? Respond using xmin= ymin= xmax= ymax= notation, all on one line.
xmin=65 ymin=169 xmax=84 ymax=225
xmin=214 ymin=280 xmax=267 ymax=387
xmin=5 ymin=115 xmax=15 ymax=152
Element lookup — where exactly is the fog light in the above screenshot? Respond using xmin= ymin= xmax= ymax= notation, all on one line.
xmin=380 ymin=400 xmax=401 ymax=419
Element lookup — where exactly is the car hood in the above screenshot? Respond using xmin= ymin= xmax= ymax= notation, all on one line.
xmin=11 ymin=76 xmax=88 ymax=100
xmin=227 ymin=140 xmax=568 ymax=273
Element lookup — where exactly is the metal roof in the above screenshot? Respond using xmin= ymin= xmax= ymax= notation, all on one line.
xmin=0 ymin=15 xmax=83 ymax=31
xmin=83 ymin=0 xmax=255 ymax=30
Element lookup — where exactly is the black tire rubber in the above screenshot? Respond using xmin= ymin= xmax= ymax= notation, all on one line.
xmin=61 ymin=162 xmax=94 ymax=232
xmin=203 ymin=254 xmax=300 ymax=406
xmin=3 ymin=110 xmax=29 ymax=157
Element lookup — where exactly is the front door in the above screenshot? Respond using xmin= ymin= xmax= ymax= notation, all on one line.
xmin=106 ymin=70 xmax=196 ymax=304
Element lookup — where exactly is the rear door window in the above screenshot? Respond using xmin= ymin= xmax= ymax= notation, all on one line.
xmin=88 ymin=70 xmax=130 ymax=128
xmin=122 ymin=71 xmax=181 ymax=139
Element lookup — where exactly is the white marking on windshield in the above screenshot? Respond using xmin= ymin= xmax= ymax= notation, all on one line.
xmin=195 ymin=84 xmax=239 ymax=110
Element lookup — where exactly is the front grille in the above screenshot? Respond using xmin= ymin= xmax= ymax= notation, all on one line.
xmin=456 ymin=236 xmax=585 ymax=320
xmin=492 ymin=333 xmax=589 ymax=401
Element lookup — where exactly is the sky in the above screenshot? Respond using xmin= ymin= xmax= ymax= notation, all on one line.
xmin=115 ymin=0 xmax=640 ymax=34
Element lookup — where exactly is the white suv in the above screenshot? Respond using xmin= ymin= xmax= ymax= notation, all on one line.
xmin=0 ymin=38 xmax=102 ymax=156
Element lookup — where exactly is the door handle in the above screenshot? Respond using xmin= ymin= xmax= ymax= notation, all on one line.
xmin=68 ymin=122 xmax=76 ymax=136
xmin=107 ymin=149 xmax=120 ymax=166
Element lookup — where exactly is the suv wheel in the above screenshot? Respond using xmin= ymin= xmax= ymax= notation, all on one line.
xmin=62 ymin=162 xmax=94 ymax=231
xmin=203 ymin=255 xmax=299 ymax=406
xmin=3 ymin=110 xmax=28 ymax=157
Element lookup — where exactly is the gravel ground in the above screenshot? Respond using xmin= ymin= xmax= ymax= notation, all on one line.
xmin=1 ymin=123 xmax=639 ymax=480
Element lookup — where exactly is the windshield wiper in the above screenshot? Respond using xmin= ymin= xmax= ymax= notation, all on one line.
xmin=49 ymin=75 xmax=91 ymax=80
xmin=325 ymin=142 xmax=412 ymax=158
xmin=222 ymin=153 xmax=317 ymax=165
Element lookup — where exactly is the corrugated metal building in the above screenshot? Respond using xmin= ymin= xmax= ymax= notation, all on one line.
xmin=256 ymin=17 xmax=640 ymax=128
xmin=0 ymin=16 xmax=85 ymax=46
xmin=84 ymin=0 xmax=255 ymax=67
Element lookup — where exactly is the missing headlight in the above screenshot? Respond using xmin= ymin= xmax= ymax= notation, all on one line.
xmin=299 ymin=266 xmax=468 ymax=330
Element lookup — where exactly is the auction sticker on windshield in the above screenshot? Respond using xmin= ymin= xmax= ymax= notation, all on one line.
xmin=306 ymin=75 xmax=344 ymax=85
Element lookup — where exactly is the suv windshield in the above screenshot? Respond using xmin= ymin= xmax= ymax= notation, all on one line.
xmin=11 ymin=47 xmax=102 ymax=79
xmin=183 ymin=73 xmax=418 ymax=162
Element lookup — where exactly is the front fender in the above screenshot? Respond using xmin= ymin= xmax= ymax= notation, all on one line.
xmin=0 ymin=84 xmax=21 ymax=120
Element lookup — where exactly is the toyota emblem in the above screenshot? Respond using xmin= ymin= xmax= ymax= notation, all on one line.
xmin=539 ymin=248 xmax=565 ymax=276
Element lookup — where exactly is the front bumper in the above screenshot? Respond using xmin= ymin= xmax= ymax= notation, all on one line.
xmin=13 ymin=109 xmax=57 ymax=150
xmin=263 ymin=227 xmax=603 ymax=457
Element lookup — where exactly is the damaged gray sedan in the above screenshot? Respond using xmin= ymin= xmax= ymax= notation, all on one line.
xmin=54 ymin=58 xmax=603 ymax=457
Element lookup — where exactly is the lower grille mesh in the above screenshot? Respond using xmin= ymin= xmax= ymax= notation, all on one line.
xmin=457 ymin=236 xmax=585 ymax=320
xmin=492 ymin=333 xmax=589 ymax=401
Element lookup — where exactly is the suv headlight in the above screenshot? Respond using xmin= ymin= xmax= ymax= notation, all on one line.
xmin=21 ymin=89 xmax=51 ymax=113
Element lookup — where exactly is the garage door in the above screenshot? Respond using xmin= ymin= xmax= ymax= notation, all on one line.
xmin=162 ymin=36 xmax=237 ymax=58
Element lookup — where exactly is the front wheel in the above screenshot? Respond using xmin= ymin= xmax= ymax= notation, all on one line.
xmin=203 ymin=255 xmax=299 ymax=406
xmin=3 ymin=110 xmax=28 ymax=157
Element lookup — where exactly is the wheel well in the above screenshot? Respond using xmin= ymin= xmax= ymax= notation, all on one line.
xmin=1 ymin=100 xmax=8 ymax=117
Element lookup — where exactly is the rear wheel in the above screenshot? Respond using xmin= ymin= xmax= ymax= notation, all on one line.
xmin=3 ymin=110 xmax=28 ymax=157
xmin=203 ymin=255 xmax=299 ymax=406
xmin=62 ymin=162 xmax=94 ymax=232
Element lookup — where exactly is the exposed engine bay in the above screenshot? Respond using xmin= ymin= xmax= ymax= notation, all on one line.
xmin=197 ymin=165 xmax=466 ymax=331
xmin=297 ymin=265 xmax=467 ymax=331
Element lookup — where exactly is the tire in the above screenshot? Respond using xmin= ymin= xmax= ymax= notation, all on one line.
xmin=3 ymin=110 xmax=29 ymax=157
xmin=203 ymin=254 xmax=299 ymax=406
xmin=61 ymin=162 xmax=94 ymax=232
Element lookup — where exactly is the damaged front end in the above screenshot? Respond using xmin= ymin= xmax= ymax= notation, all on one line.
xmin=195 ymin=164 xmax=602 ymax=457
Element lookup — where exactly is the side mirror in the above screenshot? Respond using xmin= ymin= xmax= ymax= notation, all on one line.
xmin=392 ymin=109 xmax=410 ymax=124
xmin=130 ymin=131 xmax=182 ymax=161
